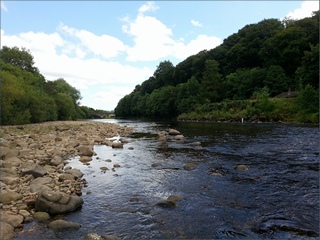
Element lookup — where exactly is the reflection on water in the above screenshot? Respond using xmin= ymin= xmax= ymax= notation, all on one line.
xmin=19 ymin=120 xmax=319 ymax=239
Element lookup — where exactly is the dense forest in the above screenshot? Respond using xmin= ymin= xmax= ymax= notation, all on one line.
xmin=115 ymin=12 xmax=319 ymax=123
xmin=0 ymin=46 xmax=111 ymax=125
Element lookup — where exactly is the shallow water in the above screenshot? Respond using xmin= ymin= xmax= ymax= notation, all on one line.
xmin=18 ymin=120 xmax=319 ymax=239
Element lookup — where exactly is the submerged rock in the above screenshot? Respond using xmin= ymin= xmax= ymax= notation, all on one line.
xmin=234 ymin=164 xmax=249 ymax=171
xmin=167 ymin=194 xmax=183 ymax=201
xmin=84 ymin=233 xmax=103 ymax=240
xmin=47 ymin=219 xmax=81 ymax=231
xmin=183 ymin=163 xmax=197 ymax=170
xmin=156 ymin=200 xmax=176 ymax=208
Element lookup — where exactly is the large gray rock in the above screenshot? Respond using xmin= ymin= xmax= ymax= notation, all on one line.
xmin=35 ymin=190 xmax=83 ymax=214
xmin=30 ymin=176 xmax=53 ymax=193
xmin=20 ymin=163 xmax=47 ymax=178
xmin=0 ymin=222 xmax=16 ymax=240
xmin=47 ymin=219 xmax=81 ymax=231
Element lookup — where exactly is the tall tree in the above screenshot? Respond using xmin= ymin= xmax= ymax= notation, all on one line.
xmin=201 ymin=60 xmax=222 ymax=102
xmin=0 ymin=46 xmax=39 ymax=73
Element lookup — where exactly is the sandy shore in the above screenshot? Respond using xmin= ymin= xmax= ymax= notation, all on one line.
xmin=0 ymin=120 xmax=133 ymax=239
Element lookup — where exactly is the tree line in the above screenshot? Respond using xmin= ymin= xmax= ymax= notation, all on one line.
xmin=115 ymin=11 xmax=319 ymax=122
xmin=0 ymin=46 xmax=108 ymax=125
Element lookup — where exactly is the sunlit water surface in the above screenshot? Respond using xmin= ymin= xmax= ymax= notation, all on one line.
xmin=18 ymin=120 xmax=319 ymax=239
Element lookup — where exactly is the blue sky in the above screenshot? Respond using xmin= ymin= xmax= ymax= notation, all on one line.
xmin=1 ymin=1 xmax=318 ymax=111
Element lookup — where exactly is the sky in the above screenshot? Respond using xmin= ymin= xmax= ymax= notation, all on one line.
xmin=1 ymin=1 xmax=318 ymax=111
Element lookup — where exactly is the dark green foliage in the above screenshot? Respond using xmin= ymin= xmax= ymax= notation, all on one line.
xmin=0 ymin=46 xmax=96 ymax=125
xmin=0 ymin=46 xmax=39 ymax=73
xmin=115 ymin=12 xmax=319 ymax=123
xmin=295 ymin=84 xmax=319 ymax=114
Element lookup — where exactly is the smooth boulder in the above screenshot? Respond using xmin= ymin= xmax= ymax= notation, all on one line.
xmin=35 ymin=190 xmax=84 ymax=214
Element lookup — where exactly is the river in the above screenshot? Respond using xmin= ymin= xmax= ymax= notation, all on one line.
xmin=19 ymin=119 xmax=319 ymax=239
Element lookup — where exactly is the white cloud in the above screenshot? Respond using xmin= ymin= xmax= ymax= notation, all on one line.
xmin=123 ymin=2 xmax=221 ymax=62
xmin=138 ymin=1 xmax=159 ymax=14
xmin=0 ymin=1 xmax=222 ymax=110
xmin=1 ymin=2 xmax=8 ymax=11
xmin=0 ymin=29 xmax=152 ymax=110
xmin=191 ymin=19 xmax=202 ymax=27
xmin=123 ymin=14 xmax=175 ymax=61
xmin=286 ymin=0 xmax=319 ymax=19
xmin=58 ymin=23 xmax=128 ymax=59
xmin=173 ymin=35 xmax=221 ymax=59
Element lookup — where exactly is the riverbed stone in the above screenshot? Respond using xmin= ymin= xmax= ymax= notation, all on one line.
xmin=20 ymin=163 xmax=47 ymax=178
xmin=1 ymin=213 xmax=24 ymax=227
xmin=234 ymin=164 xmax=249 ymax=171
xmin=1 ymin=168 xmax=18 ymax=177
xmin=33 ymin=211 xmax=50 ymax=221
xmin=183 ymin=163 xmax=197 ymax=170
xmin=167 ymin=195 xmax=183 ymax=201
xmin=156 ymin=200 xmax=176 ymax=208
xmin=58 ymin=173 xmax=75 ymax=181
xmin=174 ymin=135 xmax=184 ymax=140
xmin=168 ymin=129 xmax=180 ymax=135
xmin=3 ymin=156 xmax=23 ymax=168
xmin=0 ymin=192 xmax=23 ymax=204
xmin=77 ymin=146 xmax=94 ymax=157
xmin=35 ymin=190 xmax=83 ymax=214
xmin=101 ymin=235 xmax=120 ymax=240
xmin=79 ymin=156 xmax=92 ymax=162
xmin=111 ymin=142 xmax=123 ymax=148
xmin=0 ymin=177 xmax=19 ymax=185
xmin=50 ymin=156 xmax=63 ymax=166
xmin=84 ymin=233 xmax=103 ymax=240
xmin=0 ymin=222 xmax=15 ymax=240
xmin=65 ymin=168 xmax=84 ymax=179
xmin=47 ymin=219 xmax=81 ymax=231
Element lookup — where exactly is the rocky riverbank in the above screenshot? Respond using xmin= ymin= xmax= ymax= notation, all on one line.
xmin=0 ymin=121 xmax=133 ymax=239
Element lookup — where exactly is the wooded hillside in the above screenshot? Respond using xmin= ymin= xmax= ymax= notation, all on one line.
xmin=115 ymin=12 xmax=319 ymax=123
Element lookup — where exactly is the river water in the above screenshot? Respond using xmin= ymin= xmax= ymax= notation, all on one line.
xmin=20 ymin=120 xmax=319 ymax=239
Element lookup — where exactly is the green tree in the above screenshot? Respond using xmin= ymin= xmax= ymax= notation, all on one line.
xmin=49 ymin=78 xmax=82 ymax=104
xmin=176 ymin=77 xmax=204 ymax=114
xmin=54 ymin=93 xmax=77 ymax=120
xmin=295 ymin=84 xmax=319 ymax=114
xmin=0 ymin=46 xmax=39 ymax=73
xmin=264 ymin=65 xmax=289 ymax=96
xmin=146 ymin=86 xmax=176 ymax=118
xmin=201 ymin=60 xmax=222 ymax=102
xmin=295 ymin=44 xmax=319 ymax=89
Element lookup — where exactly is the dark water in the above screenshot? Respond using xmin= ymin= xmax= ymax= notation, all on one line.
xmin=19 ymin=120 xmax=319 ymax=239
